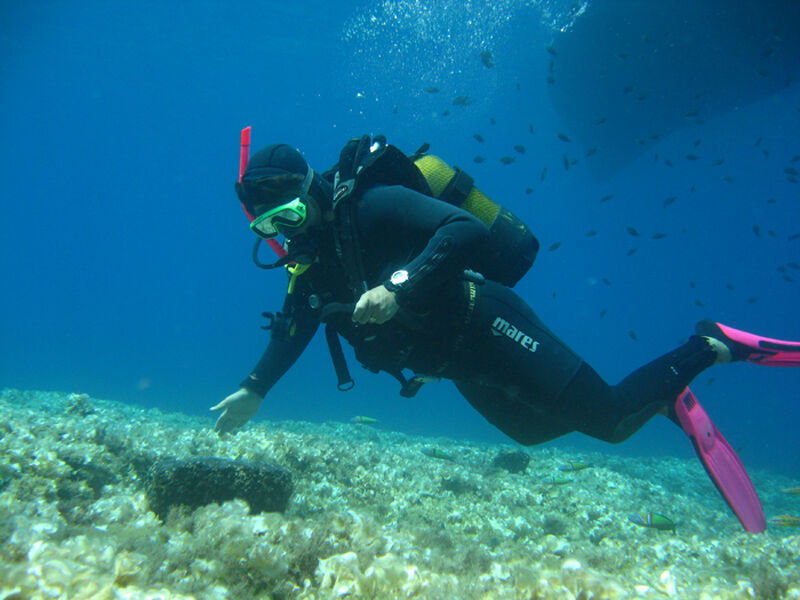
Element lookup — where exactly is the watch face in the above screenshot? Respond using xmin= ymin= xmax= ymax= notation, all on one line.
xmin=390 ymin=269 xmax=409 ymax=285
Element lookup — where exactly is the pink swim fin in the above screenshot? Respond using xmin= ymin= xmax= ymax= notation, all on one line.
xmin=696 ymin=320 xmax=800 ymax=366
xmin=674 ymin=387 xmax=766 ymax=533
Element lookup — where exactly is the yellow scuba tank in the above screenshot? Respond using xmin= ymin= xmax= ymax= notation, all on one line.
xmin=414 ymin=154 xmax=539 ymax=287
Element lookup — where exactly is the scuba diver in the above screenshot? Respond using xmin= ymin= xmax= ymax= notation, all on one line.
xmin=211 ymin=132 xmax=800 ymax=533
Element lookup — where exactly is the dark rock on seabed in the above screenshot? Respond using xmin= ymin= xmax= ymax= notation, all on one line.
xmin=146 ymin=456 xmax=293 ymax=519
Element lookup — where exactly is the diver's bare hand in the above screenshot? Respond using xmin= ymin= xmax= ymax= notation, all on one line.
xmin=210 ymin=388 xmax=262 ymax=434
xmin=352 ymin=285 xmax=399 ymax=325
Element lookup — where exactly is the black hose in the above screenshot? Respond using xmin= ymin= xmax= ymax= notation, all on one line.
xmin=251 ymin=238 xmax=293 ymax=270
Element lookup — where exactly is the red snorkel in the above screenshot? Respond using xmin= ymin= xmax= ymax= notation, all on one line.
xmin=239 ymin=126 xmax=288 ymax=258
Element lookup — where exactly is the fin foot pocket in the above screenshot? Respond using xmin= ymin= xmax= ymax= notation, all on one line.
xmin=695 ymin=320 xmax=800 ymax=366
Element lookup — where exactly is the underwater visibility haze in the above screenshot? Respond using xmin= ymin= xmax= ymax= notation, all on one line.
xmin=1 ymin=0 xmax=800 ymax=597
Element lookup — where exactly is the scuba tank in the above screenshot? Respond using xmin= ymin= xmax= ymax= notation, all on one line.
xmin=413 ymin=154 xmax=539 ymax=287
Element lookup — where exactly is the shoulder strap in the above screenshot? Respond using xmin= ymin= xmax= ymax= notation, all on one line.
xmin=333 ymin=197 xmax=368 ymax=300
xmin=439 ymin=167 xmax=474 ymax=206
xmin=333 ymin=134 xmax=375 ymax=210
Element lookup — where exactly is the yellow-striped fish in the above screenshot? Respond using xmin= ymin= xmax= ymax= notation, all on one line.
xmin=770 ymin=514 xmax=800 ymax=528
xmin=350 ymin=416 xmax=378 ymax=425
xmin=558 ymin=461 xmax=592 ymax=472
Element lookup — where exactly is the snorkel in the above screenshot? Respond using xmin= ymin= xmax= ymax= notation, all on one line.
xmin=238 ymin=126 xmax=292 ymax=268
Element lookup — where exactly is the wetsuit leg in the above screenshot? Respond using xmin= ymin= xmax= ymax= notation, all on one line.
xmin=452 ymin=281 xmax=717 ymax=444
xmin=558 ymin=335 xmax=716 ymax=443
xmin=454 ymin=380 xmax=574 ymax=445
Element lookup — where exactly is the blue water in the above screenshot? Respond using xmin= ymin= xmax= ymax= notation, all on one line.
xmin=1 ymin=0 xmax=799 ymax=478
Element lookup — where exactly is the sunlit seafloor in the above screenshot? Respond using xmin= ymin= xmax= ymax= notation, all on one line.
xmin=1 ymin=389 xmax=798 ymax=599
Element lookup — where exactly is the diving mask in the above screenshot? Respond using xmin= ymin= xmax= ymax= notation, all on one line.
xmin=250 ymin=198 xmax=308 ymax=239
xmin=248 ymin=168 xmax=314 ymax=239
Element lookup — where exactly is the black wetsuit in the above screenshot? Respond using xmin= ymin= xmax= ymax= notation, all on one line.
xmin=241 ymin=184 xmax=716 ymax=444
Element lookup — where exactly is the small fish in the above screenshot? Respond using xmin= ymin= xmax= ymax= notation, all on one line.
xmin=623 ymin=85 xmax=635 ymax=94
xmin=663 ymin=196 xmax=677 ymax=207
xmin=755 ymin=136 xmax=763 ymax=146
xmin=525 ymin=187 xmax=533 ymax=195
xmin=563 ymin=154 xmax=570 ymax=170
xmin=392 ymin=105 xmax=399 ymax=114
xmin=747 ymin=297 xmax=759 ymax=303
xmin=529 ymin=123 xmax=535 ymax=133
xmin=628 ymin=330 xmax=638 ymax=341
xmin=726 ymin=283 xmax=736 ymax=291
xmin=788 ymin=262 xmax=800 ymax=270
xmin=548 ymin=241 xmax=562 ymax=252
xmin=753 ymin=224 xmax=762 ymax=237
xmin=600 ymin=194 xmax=614 ymax=202
xmin=546 ymin=75 xmax=556 ymax=84
xmin=473 ymin=156 xmax=486 ymax=163
xmin=424 ymin=86 xmax=440 ymax=94
xmin=540 ymin=166 xmax=548 ymax=181
xmin=586 ymin=148 xmax=597 ymax=157
xmin=441 ymin=109 xmax=451 ymax=117
xmin=516 ymin=82 xmax=521 ymax=91
xmin=490 ymin=117 xmax=496 ymax=125
xmin=473 ymin=133 xmax=485 ymax=143
xmin=599 ymin=308 xmax=608 ymax=319
xmin=722 ymin=176 xmax=735 ymax=182
xmin=712 ymin=159 xmax=725 ymax=166
xmin=480 ymin=49 xmax=495 ymax=68
xmin=792 ymin=155 xmax=800 ymax=163
xmin=790 ymin=233 xmax=800 ymax=241
xmin=557 ymin=132 xmax=572 ymax=143
xmin=693 ymin=138 xmax=702 ymax=147
xmin=350 ymin=416 xmax=378 ymax=425
xmin=542 ymin=475 xmax=570 ymax=485
xmin=684 ymin=109 xmax=700 ymax=118
xmin=694 ymin=299 xmax=706 ymax=307
xmin=558 ymin=462 xmax=591 ymax=472
xmin=514 ymin=145 xmax=526 ymax=154
xmin=685 ymin=154 xmax=700 ymax=161
xmin=629 ymin=512 xmax=676 ymax=532
xmin=545 ymin=44 xmax=557 ymax=55
xmin=421 ymin=447 xmax=456 ymax=462
xmin=689 ymin=281 xmax=696 ymax=288
xmin=664 ymin=159 xmax=674 ymax=167
xmin=452 ymin=95 xmax=473 ymax=106
xmin=585 ymin=230 xmax=597 ymax=237
xmin=602 ymin=278 xmax=612 ymax=286
xmin=781 ymin=486 xmax=800 ymax=495
xmin=500 ymin=156 xmax=515 ymax=165
xmin=651 ymin=233 xmax=667 ymax=240
xmin=626 ymin=248 xmax=639 ymax=256
xmin=626 ymin=226 xmax=640 ymax=237
xmin=770 ymin=514 xmax=800 ymax=528
xmin=785 ymin=167 xmax=799 ymax=176
xmin=595 ymin=117 xmax=607 ymax=124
